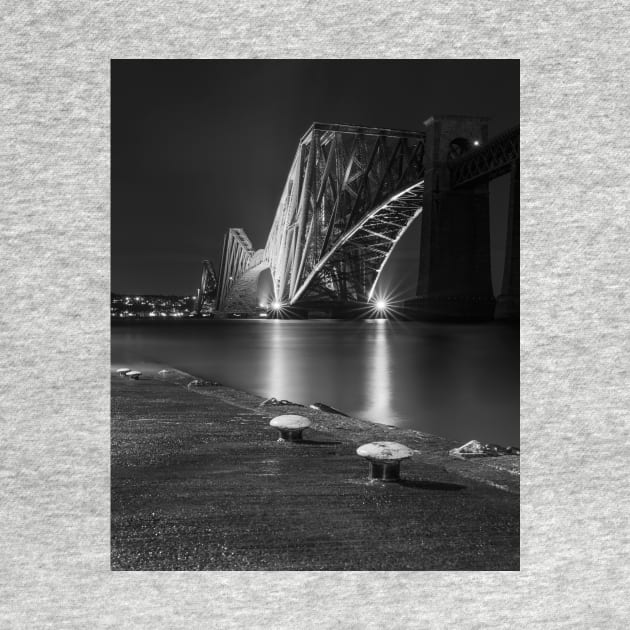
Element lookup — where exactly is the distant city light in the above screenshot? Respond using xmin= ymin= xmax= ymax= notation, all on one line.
xmin=272 ymin=301 xmax=282 ymax=310
xmin=111 ymin=294 xmax=199 ymax=319
xmin=473 ymin=140 xmax=480 ymax=146
xmin=376 ymin=299 xmax=388 ymax=311
xmin=259 ymin=302 xmax=266 ymax=308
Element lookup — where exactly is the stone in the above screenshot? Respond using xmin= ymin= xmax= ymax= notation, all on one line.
xmin=449 ymin=439 xmax=486 ymax=458
xmin=484 ymin=443 xmax=505 ymax=455
xmin=187 ymin=379 xmax=221 ymax=389
xmin=310 ymin=402 xmax=350 ymax=417
xmin=269 ymin=414 xmax=311 ymax=442
xmin=261 ymin=397 xmax=303 ymax=407
xmin=448 ymin=440 xmax=518 ymax=458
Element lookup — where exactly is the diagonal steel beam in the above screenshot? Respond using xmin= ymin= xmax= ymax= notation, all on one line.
xmin=290 ymin=180 xmax=424 ymax=304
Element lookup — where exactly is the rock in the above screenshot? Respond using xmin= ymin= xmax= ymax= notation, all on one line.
xmin=484 ymin=443 xmax=507 ymax=455
xmin=126 ymin=370 xmax=142 ymax=380
xmin=309 ymin=402 xmax=350 ymax=417
xmin=260 ymin=397 xmax=303 ymax=407
xmin=449 ymin=440 xmax=488 ymax=458
xmin=449 ymin=440 xmax=519 ymax=458
xmin=187 ymin=379 xmax=221 ymax=389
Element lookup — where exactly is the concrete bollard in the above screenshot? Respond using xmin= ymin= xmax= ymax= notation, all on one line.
xmin=126 ymin=370 xmax=142 ymax=380
xmin=356 ymin=441 xmax=413 ymax=482
xmin=269 ymin=415 xmax=311 ymax=442
xmin=116 ymin=368 xmax=130 ymax=376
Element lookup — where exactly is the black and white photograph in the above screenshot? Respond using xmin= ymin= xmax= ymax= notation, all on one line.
xmin=111 ymin=59 xmax=520 ymax=571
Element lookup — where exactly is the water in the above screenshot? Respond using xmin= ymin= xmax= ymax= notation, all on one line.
xmin=112 ymin=319 xmax=519 ymax=445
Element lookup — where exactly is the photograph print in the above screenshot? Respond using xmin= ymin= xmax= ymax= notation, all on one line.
xmin=111 ymin=59 xmax=520 ymax=571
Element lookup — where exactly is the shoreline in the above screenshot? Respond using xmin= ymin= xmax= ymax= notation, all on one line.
xmin=114 ymin=361 xmax=520 ymax=491
xmin=112 ymin=318 xmax=520 ymax=447
xmin=111 ymin=363 xmax=519 ymax=570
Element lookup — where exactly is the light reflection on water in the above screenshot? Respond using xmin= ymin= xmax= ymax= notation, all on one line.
xmin=112 ymin=319 xmax=519 ymax=445
xmin=363 ymin=320 xmax=391 ymax=422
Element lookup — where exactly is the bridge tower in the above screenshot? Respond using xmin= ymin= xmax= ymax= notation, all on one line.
xmin=495 ymin=161 xmax=519 ymax=319
xmin=410 ymin=115 xmax=495 ymax=320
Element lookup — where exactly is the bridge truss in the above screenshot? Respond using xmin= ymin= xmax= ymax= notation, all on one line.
xmin=449 ymin=125 xmax=519 ymax=188
xmin=213 ymin=120 xmax=520 ymax=315
xmin=215 ymin=229 xmax=255 ymax=311
xmin=263 ymin=123 xmax=426 ymax=306
xmin=192 ymin=260 xmax=217 ymax=314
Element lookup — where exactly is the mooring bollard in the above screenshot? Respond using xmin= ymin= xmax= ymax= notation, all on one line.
xmin=116 ymin=368 xmax=130 ymax=377
xmin=356 ymin=441 xmax=413 ymax=481
xmin=269 ymin=415 xmax=311 ymax=442
xmin=126 ymin=370 xmax=142 ymax=380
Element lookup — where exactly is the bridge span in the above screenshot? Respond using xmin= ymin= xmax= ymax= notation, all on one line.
xmin=215 ymin=116 xmax=519 ymax=320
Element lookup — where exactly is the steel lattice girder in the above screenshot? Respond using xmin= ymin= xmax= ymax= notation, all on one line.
xmin=263 ymin=123 xmax=426 ymax=304
xmin=215 ymin=228 xmax=255 ymax=310
xmin=293 ymin=181 xmax=424 ymax=303
xmin=193 ymin=260 xmax=218 ymax=313
xmin=449 ymin=126 xmax=519 ymax=188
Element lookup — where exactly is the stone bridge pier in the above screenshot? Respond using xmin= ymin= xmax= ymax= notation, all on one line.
xmin=495 ymin=163 xmax=519 ymax=319
xmin=408 ymin=115 xmax=506 ymax=321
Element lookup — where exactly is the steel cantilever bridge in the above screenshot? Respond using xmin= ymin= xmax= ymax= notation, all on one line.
xmin=213 ymin=117 xmax=519 ymax=319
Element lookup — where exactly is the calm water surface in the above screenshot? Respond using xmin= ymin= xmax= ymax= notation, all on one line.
xmin=112 ymin=319 xmax=519 ymax=445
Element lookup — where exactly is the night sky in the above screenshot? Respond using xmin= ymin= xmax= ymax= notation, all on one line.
xmin=112 ymin=60 xmax=519 ymax=296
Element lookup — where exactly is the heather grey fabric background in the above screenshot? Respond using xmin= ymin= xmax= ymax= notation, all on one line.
xmin=1 ymin=1 xmax=629 ymax=628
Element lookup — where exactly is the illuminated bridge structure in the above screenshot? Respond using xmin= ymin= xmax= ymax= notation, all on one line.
xmin=215 ymin=116 xmax=519 ymax=320
xmin=192 ymin=260 xmax=217 ymax=315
